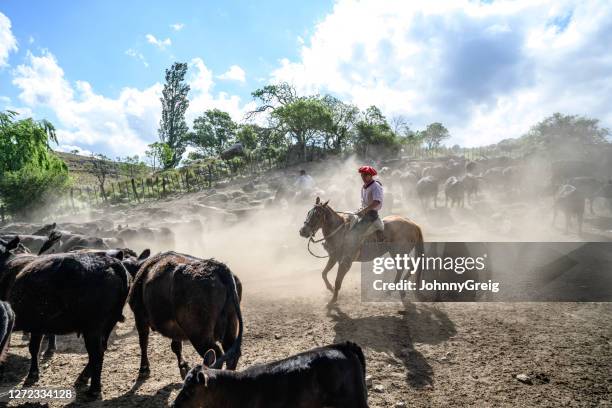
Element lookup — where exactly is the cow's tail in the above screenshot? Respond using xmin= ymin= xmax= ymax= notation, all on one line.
xmin=0 ymin=301 xmax=15 ymax=363
xmin=215 ymin=265 xmax=243 ymax=369
xmin=343 ymin=341 xmax=368 ymax=401
xmin=111 ymin=261 xmax=131 ymax=324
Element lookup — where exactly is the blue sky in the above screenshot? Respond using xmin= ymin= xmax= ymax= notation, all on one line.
xmin=1 ymin=0 xmax=611 ymax=158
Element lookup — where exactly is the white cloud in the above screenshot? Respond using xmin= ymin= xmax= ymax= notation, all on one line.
xmin=0 ymin=12 xmax=18 ymax=67
xmin=272 ymin=0 xmax=612 ymax=146
xmin=170 ymin=23 xmax=184 ymax=31
xmin=125 ymin=48 xmax=149 ymax=67
xmin=188 ymin=58 xmax=255 ymax=122
xmin=146 ymin=34 xmax=172 ymax=50
xmin=217 ymin=65 xmax=246 ymax=83
xmin=11 ymin=51 xmax=254 ymax=157
xmin=13 ymin=51 xmax=161 ymax=156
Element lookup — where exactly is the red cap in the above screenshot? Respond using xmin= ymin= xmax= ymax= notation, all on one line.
xmin=358 ymin=166 xmax=377 ymax=176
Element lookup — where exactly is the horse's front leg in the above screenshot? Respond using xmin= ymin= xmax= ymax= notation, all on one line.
xmin=321 ymin=257 xmax=337 ymax=293
xmin=329 ymin=259 xmax=352 ymax=305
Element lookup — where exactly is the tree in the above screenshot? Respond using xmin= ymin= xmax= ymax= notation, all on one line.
xmin=235 ymin=124 xmax=259 ymax=150
xmin=421 ymin=122 xmax=450 ymax=150
xmin=523 ymin=113 xmax=610 ymax=160
xmin=189 ymin=109 xmax=237 ymax=157
xmin=158 ymin=62 xmax=190 ymax=168
xmin=352 ymin=106 xmax=400 ymax=157
xmin=145 ymin=142 xmax=173 ymax=171
xmin=322 ymin=95 xmax=359 ymax=152
xmin=89 ymin=154 xmax=112 ymax=202
xmin=247 ymin=82 xmax=297 ymax=119
xmin=271 ymin=97 xmax=333 ymax=161
xmin=0 ymin=111 xmax=71 ymax=218
xmin=117 ymin=155 xmax=148 ymax=179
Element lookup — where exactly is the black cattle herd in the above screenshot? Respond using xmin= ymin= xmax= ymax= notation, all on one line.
xmin=0 ymin=222 xmax=369 ymax=407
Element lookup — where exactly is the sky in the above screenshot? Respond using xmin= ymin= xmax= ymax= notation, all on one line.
xmin=1 ymin=0 xmax=611 ymax=158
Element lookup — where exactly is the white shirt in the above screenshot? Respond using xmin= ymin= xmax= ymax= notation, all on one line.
xmin=361 ymin=180 xmax=383 ymax=211
xmin=295 ymin=174 xmax=315 ymax=191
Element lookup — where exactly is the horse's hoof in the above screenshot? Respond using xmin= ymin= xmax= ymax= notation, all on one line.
xmin=24 ymin=372 xmax=39 ymax=386
xmin=138 ymin=366 xmax=150 ymax=378
xmin=84 ymin=388 xmax=102 ymax=400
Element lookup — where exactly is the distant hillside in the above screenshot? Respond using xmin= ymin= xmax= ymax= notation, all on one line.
xmin=54 ymin=151 xmax=152 ymax=186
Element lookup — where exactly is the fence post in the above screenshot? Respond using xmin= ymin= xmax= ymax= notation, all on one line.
xmin=131 ymin=178 xmax=140 ymax=203
xmin=162 ymin=177 xmax=166 ymax=196
xmin=0 ymin=205 xmax=4 ymax=224
xmin=70 ymin=188 xmax=75 ymax=212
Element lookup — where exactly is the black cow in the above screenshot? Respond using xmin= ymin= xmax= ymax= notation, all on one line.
xmin=444 ymin=176 xmax=465 ymax=208
xmin=9 ymin=251 xmax=132 ymax=398
xmin=128 ymin=251 xmax=243 ymax=379
xmin=416 ymin=176 xmax=439 ymax=209
xmin=0 ymin=300 xmax=15 ymax=379
xmin=172 ymin=342 xmax=369 ymax=408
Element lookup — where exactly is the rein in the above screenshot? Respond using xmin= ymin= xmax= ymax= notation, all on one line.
xmin=306 ymin=208 xmax=350 ymax=259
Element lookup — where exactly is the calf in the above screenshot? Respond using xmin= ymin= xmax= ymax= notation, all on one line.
xmin=172 ymin=342 xmax=369 ymax=408
xmin=0 ymin=300 xmax=15 ymax=379
xmin=9 ymin=251 xmax=132 ymax=398
xmin=128 ymin=251 xmax=243 ymax=379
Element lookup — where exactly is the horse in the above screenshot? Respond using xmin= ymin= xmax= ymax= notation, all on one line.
xmin=299 ymin=197 xmax=425 ymax=304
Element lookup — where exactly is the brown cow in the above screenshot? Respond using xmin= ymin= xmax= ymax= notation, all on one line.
xmin=128 ymin=251 xmax=243 ymax=379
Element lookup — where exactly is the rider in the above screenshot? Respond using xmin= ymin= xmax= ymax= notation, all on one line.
xmin=344 ymin=166 xmax=384 ymax=258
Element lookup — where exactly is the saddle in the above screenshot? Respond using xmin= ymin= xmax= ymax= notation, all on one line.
xmin=347 ymin=214 xmax=386 ymax=243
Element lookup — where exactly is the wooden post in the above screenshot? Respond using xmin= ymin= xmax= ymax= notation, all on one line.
xmin=162 ymin=176 xmax=166 ymax=196
xmin=70 ymin=188 xmax=75 ymax=212
xmin=131 ymin=178 xmax=140 ymax=203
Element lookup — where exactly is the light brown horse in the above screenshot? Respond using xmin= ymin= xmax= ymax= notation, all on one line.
xmin=300 ymin=197 xmax=425 ymax=304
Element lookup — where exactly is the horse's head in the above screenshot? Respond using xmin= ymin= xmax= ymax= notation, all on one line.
xmin=299 ymin=196 xmax=330 ymax=238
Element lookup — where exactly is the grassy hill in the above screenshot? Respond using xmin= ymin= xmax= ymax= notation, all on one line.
xmin=54 ymin=151 xmax=152 ymax=186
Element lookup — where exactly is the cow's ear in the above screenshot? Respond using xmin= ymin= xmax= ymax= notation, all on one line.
xmin=203 ymin=349 xmax=216 ymax=368
xmin=138 ymin=249 xmax=151 ymax=261
xmin=323 ymin=200 xmax=329 ymax=207
xmin=196 ymin=370 xmax=209 ymax=386
xmin=114 ymin=250 xmax=124 ymax=261
xmin=315 ymin=196 xmax=320 ymax=205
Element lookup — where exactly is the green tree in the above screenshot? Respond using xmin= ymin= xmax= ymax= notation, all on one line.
xmin=158 ymin=62 xmax=190 ymax=168
xmin=0 ymin=111 xmax=71 ymax=218
xmin=189 ymin=109 xmax=237 ymax=157
xmin=352 ymin=106 xmax=400 ymax=156
xmin=523 ymin=112 xmax=610 ymax=160
xmin=322 ymin=95 xmax=359 ymax=152
xmin=247 ymin=82 xmax=297 ymax=119
xmin=145 ymin=142 xmax=173 ymax=170
xmin=421 ymin=122 xmax=450 ymax=150
xmin=271 ymin=97 xmax=333 ymax=161
xmin=89 ymin=153 xmax=113 ymax=202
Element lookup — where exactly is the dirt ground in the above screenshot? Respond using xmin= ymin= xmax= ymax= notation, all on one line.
xmin=2 ymin=160 xmax=612 ymax=407
xmin=2 ymin=272 xmax=611 ymax=407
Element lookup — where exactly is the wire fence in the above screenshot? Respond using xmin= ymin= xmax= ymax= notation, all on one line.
xmin=0 ymin=144 xmax=512 ymax=223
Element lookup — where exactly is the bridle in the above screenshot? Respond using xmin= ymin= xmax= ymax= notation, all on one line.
xmin=304 ymin=205 xmax=349 ymax=258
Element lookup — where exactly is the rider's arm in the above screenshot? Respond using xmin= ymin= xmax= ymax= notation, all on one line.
xmin=358 ymin=200 xmax=380 ymax=216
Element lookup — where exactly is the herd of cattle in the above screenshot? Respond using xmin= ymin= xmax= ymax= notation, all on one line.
xmin=0 ymin=221 xmax=369 ymax=407
xmin=366 ymin=155 xmax=612 ymax=234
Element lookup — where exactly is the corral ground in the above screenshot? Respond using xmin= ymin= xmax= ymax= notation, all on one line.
xmin=2 ymin=272 xmax=611 ymax=407
xmin=2 ymin=158 xmax=612 ymax=407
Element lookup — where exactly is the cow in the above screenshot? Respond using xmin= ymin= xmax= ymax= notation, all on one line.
xmin=8 ymin=251 xmax=132 ymax=398
xmin=567 ymin=177 xmax=604 ymax=214
xmin=553 ymin=185 xmax=586 ymax=234
xmin=128 ymin=251 xmax=243 ymax=379
xmin=416 ymin=176 xmax=439 ymax=209
xmin=172 ymin=342 xmax=369 ymax=408
xmin=444 ymin=176 xmax=465 ymax=208
xmin=0 ymin=300 xmax=15 ymax=379
xmin=462 ymin=173 xmax=480 ymax=203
